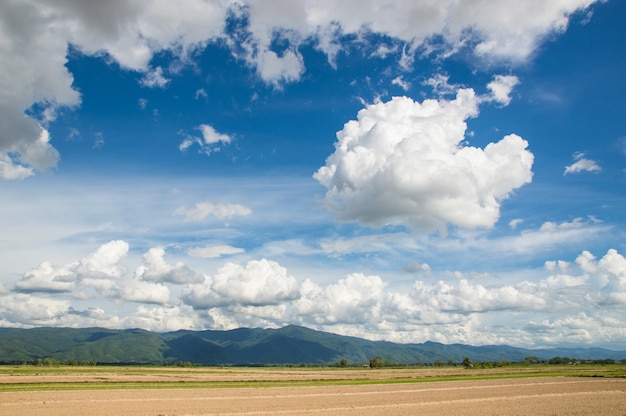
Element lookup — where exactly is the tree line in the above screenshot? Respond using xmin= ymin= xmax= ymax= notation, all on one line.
xmin=0 ymin=356 xmax=623 ymax=368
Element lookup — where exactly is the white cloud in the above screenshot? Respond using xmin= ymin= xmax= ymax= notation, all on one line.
xmin=314 ymin=86 xmax=533 ymax=234
xmin=182 ymin=258 xmax=300 ymax=308
xmin=451 ymin=217 xmax=609 ymax=257
xmin=0 ymin=293 xmax=70 ymax=327
xmin=255 ymin=49 xmax=305 ymax=87
xmin=76 ymin=240 xmax=129 ymax=279
xmin=320 ymin=233 xmax=405 ymax=257
xmin=119 ymin=280 xmax=170 ymax=305
xmin=174 ymin=201 xmax=251 ymax=222
xmin=524 ymin=312 xmax=626 ymax=347
xmin=120 ymin=305 xmax=200 ymax=332
xmin=391 ymin=76 xmax=410 ymax=91
xmin=422 ymin=74 xmax=458 ymax=96
xmin=139 ymin=66 xmax=169 ymax=88
xmin=564 ymin=151 xmax=601 ymax=174
xmin=487 ymin=75 xmax=520 ymax=106
xmin=179 ymin=124 xmax=232 ymax=155
xmin=187 ymin=245 xmax=244 ymax=259
xmin=13 ymin=240 xmax=183 ymax=304
xmin=545 ymin=260 xmax=570 ymax=273
xmin=15 ymin=261 xmax=76 ymax=293
xmin=294 ymin=273 xmax=387 ymax=325
xmin=231 ymin=0 xmax=597 ymax=85
xmin=200 ymin=124 xmax=231 ymax=145
xmin=0 ymin=129 xmax=61 ymax=180
xmin=135 ymin=247 xmax=202 ymax=284
xmin=194 ymin=88 xmax=208 ymax=101
xmin=0 ymin=154 xmax=36 ymax=180
xmin=508 ymin=218 xmax=524 ymax=229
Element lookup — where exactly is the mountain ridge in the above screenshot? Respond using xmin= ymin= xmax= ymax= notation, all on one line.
xmin=0 ymin=325 xmax=624 ymax=365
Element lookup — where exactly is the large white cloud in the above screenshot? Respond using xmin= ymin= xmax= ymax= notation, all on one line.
xmin=294 ymin=273 xmax=387 ymax=325
xmin=1 ymin=0 xmax=598 ymax=179
xmin=314 ymin=87 xmax=534 ymax=233
xmin=182 ymin=258 xmax=300 ymax=308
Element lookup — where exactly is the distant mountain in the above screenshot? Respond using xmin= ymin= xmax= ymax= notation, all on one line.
xmin=0 ymin=325 xmax=624 ymax=365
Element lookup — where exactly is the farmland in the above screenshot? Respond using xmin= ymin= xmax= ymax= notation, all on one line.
xmin=1 ymin=365 xmax=625 ymax=415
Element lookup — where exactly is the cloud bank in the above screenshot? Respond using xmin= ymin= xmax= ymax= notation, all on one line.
xmin=4 ymin=239 xmax=626 ymax=347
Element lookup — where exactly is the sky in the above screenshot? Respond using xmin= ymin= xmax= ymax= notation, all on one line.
xmin=1 ymin=0 xmax=625 ymax=350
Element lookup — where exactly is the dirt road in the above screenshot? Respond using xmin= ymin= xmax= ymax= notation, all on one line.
xmin=2 ymin=377 xmax=625 ymax=416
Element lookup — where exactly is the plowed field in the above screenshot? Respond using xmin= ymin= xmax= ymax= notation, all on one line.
xmin=1 ymin=368 xmax=625 ymax=415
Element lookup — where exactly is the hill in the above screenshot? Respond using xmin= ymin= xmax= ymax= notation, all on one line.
xmin=0 ymin=325 xmax=624 ymax=365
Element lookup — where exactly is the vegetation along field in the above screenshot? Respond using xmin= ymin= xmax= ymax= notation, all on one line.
xmin=1 ymin=364 xmax=625 ymax=415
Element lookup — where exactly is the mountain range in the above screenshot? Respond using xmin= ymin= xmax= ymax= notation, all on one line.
xmin=0 ymin=325 xmax=624 ymax=365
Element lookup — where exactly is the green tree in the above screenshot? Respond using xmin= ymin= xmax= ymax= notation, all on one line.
xmin=369 ymin=356 xmax=383 ymax=368
xmin=462 ymin=357 xmax=473 ymax=368
xmin=335 ymin=358 xmax=348 ymax=367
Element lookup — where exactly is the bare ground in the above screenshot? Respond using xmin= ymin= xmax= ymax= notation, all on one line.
xmin=2 ymin=376 xmax=625 ymax=416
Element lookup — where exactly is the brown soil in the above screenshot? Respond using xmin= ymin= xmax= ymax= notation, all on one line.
xmin=1 ymin=376 xmax=625 ymax=416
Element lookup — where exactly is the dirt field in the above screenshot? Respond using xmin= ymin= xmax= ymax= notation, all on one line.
xmin=1 ymin=370 xmax=625 ymax=416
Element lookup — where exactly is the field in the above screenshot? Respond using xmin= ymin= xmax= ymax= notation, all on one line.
xmin=1 ymin=365 xmax=625 ymax=415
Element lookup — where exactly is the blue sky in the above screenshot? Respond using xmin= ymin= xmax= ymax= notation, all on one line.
xmin=1 ymin=0 xmax=625 ymax=349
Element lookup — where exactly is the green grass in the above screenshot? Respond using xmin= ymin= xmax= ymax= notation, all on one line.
xmin=1 ymin=364 xmax=624 ymax=392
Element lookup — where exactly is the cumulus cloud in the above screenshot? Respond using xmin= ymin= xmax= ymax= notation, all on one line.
xmin=119 ymin=280 xmax=170 ymax=305
xmin=179 ymin=124 xmax=232 ymax=155
xmin=412 ymin=279 xmax=546 ymax=314
xmin=15 ymin=261 xmax=76 ymax=293
xmin=174 ymin=201 xmax=251 ymax=222
xmin=294 ymin=273 xmax=387 ymax=325
xmin=0 ymin=293 xmax=70 ymax=327
xmin=182 ymin=259 xmax=299 ymax=308
xmin=135 ymin=247 xmax=202 ymax=284
xmin=314 ymin=86 xmax=533 ymax=234
xmin=564 ymin=152 xmax=601 ymax=174
xmin=15 ymin=240 xmax=128 ymax=297
xmin=14 ymin=240 xmax=177 ymax=305
xmin=75 ymin=240 xmax=129 ymax=279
